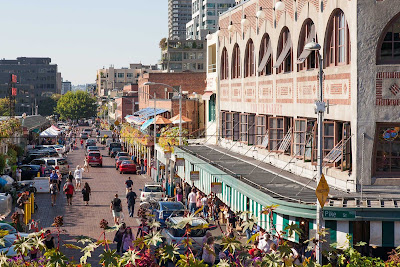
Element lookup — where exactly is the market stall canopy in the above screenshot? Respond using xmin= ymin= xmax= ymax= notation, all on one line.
xmin=39 ymin=126 xmax=61 ymax=137
xmin=140 ymin=116 xmax=172 ymax=131
xmin=170 ymin=114 xmax=192 ymax=124
xmin=125 ymin=115 xmax=145 ymax=125
xmin=133 ymin=107 xmax=168 ymax=118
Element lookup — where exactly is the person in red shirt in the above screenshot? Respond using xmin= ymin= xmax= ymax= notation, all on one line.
xmin=63 ymin=178 xmax=75 ymax=205
xmin=80 ymin=139 xmax=84 ymax=148
xmin=249 ymin=240 xmax=262 ymax=258
xmin=144 ymin=158 xmax=148 ymax=173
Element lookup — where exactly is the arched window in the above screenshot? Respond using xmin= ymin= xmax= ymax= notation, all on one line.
xmin=274 ymin=27 xmax=292 ymax=73
xmin=221 ymin=47 xmax=229 ymax=80
xmin=244 ymin=39 xmax=255 ymax=77
xmin=298 ymin=19 xmax=318 ymax=71
xmin=325 ymin=9 xmax=350 ymax=66
xmin=231 ymin=44 xmax=241 ymax=79
xmin=259 ymin=34 xmax=273 ymax=75
xmin=377 ymin=14 xmax=400 ymax=64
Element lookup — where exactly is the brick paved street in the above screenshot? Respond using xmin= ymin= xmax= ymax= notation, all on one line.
xmin=32 ymin=140 xmax=151 ymax=265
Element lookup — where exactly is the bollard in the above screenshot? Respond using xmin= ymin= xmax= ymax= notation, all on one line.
xmin=24 ymin=202 xmax=29 ymax=225
xmin=37 ymin=172 xmax=40 ymax=177
xmin=30 ymin=193 xmax=35 ymax=214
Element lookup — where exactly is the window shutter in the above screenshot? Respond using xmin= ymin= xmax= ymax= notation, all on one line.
xmin=297 ymin=24 xmax=316 ymax=64
xmin=273 ymin=34 xmax=292 ymax=68
xmin=258 ymin=42 xmax=272 ymax=72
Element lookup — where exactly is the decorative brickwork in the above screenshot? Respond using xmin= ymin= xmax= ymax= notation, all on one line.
xmin=258 ymin=0 xmax=274 ymax=28
xmin=376 ymin=72 xmax=400 ymax=106
xmin=276 ymin=0 xmax=294 ymax=26
xmin=244 ymin=3 xmax=257 ymax=34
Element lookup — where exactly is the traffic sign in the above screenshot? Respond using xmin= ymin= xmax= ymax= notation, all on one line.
xmin=315 ymin=174 xmax=329 ymax=208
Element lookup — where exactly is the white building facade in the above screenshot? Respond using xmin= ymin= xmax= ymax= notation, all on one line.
xmin=204 ymin=0 xmax=400 ymax=191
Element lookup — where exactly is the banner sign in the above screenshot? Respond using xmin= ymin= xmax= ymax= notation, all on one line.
xmin=11 ymin=74 xmax=17 ymax=83
xmin=176 ymin=158 xmax=185 ymax=166
xmin=11 ymin=88 xmax=17 ymax=96
xmin=211 ymin=182 xmax=222 ymax=194
xmin=190 ymin=171 xmax=200 ymax=181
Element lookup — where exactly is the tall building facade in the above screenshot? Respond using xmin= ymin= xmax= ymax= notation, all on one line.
xmin=160 ymin=39 xmax=206 ymax=72
xmin=186 ymin=0 xmax=235 ymax=40
xmin=96 ymin=63 xmax=158 ymax=97
xmin=61 ymin=81 xmax=72 ymax=95
xmin=0 ymin=57 xmax=59 ymax=115
xmin=168 ymin=0 xmax=192 ymax=40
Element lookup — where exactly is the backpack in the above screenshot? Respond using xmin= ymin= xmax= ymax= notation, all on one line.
xmin=113 ymin=198 xmax=122 ymax=212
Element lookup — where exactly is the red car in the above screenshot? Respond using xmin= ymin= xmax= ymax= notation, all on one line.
xmin=119 ymin=160 xmax=137 ymax=174
xmin=115 ymin=156 xmax=131 ymax=170
xmin=87 ymin=152 xmax=102 ymax=167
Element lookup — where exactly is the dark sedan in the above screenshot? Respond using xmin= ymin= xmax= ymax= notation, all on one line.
xmin=152 ymin=201 xmax=185 ymax=226
xmin=20 ymin=165 xmax=53 ymax=180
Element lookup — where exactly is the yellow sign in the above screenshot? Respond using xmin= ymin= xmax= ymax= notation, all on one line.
xmin=315 ymin=174 xmax=330 ymax=208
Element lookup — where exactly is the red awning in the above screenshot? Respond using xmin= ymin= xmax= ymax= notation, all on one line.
xmin=202 ymin=91 xmax=214 ymax=101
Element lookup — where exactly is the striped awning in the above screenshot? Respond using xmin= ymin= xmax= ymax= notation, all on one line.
xmin=133 ymin=107 xmax=168 ymax=118
xmin=370 ymin=221 xmax=400 ymax=247
xmin=125 ymin=115 xmax=145 ymax=125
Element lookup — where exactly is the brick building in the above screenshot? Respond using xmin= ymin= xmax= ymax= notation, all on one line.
xmin=202 ymin=0 xmax=400 ymax=191
xmin=138 ymin=72 xmax=206 ymax=133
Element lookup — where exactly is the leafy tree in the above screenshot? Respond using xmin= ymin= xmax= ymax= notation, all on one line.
xmin=38 ymin=94 xmax=61 ymax=116
xmin=56 ymin=91 xmax=97 ymax=120
xmin=0 ymin=98 xmax=10 ymax=116
xmin=159 ymin=37 xmax=167 ymax=50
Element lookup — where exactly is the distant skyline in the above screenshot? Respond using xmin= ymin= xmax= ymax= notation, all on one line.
xmin=0 ymin=0 xmax=168 ymax=85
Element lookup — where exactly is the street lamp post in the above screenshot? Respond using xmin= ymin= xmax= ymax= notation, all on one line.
xmin=143 ymin=82 xmax=183 ymax=146
xmin=304 ymin=39 xmax=325 ymax=264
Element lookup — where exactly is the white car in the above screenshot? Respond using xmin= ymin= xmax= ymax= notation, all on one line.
xmin=161 ymin=217 xmax=209 ymax=253
xmin=139 ymin=184 xmax=165 ymax=202
xmin=30 ymin=157 xmax=69 ymax=175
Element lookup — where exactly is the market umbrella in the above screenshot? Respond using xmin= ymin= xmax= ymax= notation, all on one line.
xmin=170 ymin=114 xmax=192 ymax=124
xmin=140 ymin=116 xmax=172 ymax=131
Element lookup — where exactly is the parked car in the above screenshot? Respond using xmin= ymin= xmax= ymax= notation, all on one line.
xmin=161 ymin=217 xmax=209 ymax=253
xmin=85 ymin=139 xmax=96 ymax=148
xmin=140 ymin=184 xmax=165 ymax=202
xmin=0 ymin=223 xmax=29 ymax=239
xmin=115 ymin=152 xmax=129 ymax=161
xmin=152 ymin=201 xmax=185 ymax=226
xmin=115 ymin=156 xmax=131 ymax=170
xmin=108 ymin=142 xmax=122 ymax=156
xmin=30 ymin=157 xmax=69 ymax=175
xmin=119 ymin=160 xmax=137 ymax=174
xmin=86 ymin=146 xmax=100 ymax=154
xmin=83 ymin=128 xmax=92 ymax=136
xmin=80 ymin=133 xmax=88 ymax=140
xmin=19 ymin=165 xmax=42 ymax=180
xmin=110 ymin=147 xmax=122 ymax=158
xmin=87 ymin=151 xmax=102 ymax=167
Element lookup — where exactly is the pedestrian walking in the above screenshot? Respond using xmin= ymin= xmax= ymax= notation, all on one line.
xmin=144 ymin=158 xmax=147 ymax=173
xmin=196 ymin=190 xmax=202 ymax=210
xmin=74 ymin=165 xmax=84 ymax=191
xmin=125 ymin=177 xmax=133 ymax=193
xmin=49 ymin=170 xmax=58 ymax=185
xmin=136 ymin=218 xmax=149 ymax=238
xmin=202 ymin=236 xmax=216 ymax=266
xmin=49 ymin=181 xmax=58 ymax=207
xmin=140 ymin=158 xmax=144 ymax=175
xmin=113 ymin=223 xmax=126 ymax=254
xmin=15 ymin=193 xmax=28 ymax=219
xmin=121 ymin=227 xmax=135 ymax=253
xmin=110 ymin=194 xmax=123 ymax=225
xmin=126 ymin=188 xmax=137 ymax=217
xmin=81 ymin=182 xmax=91 ymax=205
xmin=83 ymin=157 xmax=89 ymax=173
xmin=201 ymin=194 xmax=209 ymax=218
xmin=16 ymin=167 xmax=22 ymax=181
xmin=40 ymin=164 xmax=46 ymax=177
xmin=80 ymin=139 xmax=84 ymax=148
xmin=175 ymin=184 xmax=183 ymax=202
xmin=63 ymin=178 xmax=75 ymax=205
xmin=188 ymin=189 xmax=197 ymax=214
xmin=44 ymin=230 xmax=55 ymax=250
xmin=56 ymin=170 xmax=62 ymax=191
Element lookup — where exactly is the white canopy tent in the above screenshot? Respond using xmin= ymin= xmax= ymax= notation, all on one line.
xmin=39 ymin=126 xmax=61 ymax=138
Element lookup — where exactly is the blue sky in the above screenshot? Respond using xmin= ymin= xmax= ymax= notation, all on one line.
xmin=0 ymin=0 xmax=168 ymax=85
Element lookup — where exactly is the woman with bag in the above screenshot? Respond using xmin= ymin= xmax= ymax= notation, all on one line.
xmin=121 ymin=227 xmax=135 ymax=253
xmin=50 ymin=181 xmax=58 ymax=207
xmin=63 ymin=178 xmax=75 ymax=206
xmin=81 ymin=182 xmax=91 ymax=205
xmin=113 ymin=223 xmax=126 ymax=254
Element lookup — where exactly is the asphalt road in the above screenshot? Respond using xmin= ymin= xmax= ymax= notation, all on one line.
xmin=32 ymin=136 xmax=151 ymax=265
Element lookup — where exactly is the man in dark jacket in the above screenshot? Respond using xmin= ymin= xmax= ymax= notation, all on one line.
xmin=126 ymin=188 xmax=137 ymax=217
